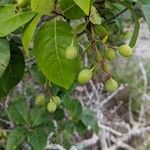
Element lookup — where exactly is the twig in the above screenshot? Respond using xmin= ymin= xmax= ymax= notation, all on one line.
xmin=136 ymin=49 xmax=148 ymax=126
xmin=0 ymin=118 xmax=14 ymax=128
xmin=90 ymin=80 xmax=108 ymax=150
xmin=100 ymin=125 xmax=123 ymax=136
xmin=70 ymin=134 xmax=99 ymax=150
xmin=109 ymin=126 xmax=150 ymax=150
xmin=100 ymin=85 xmax=125 ymax=107
xmin=129 ymin=97 xmax=135 ymax=125
xmin=105 ymin=121 xmax=131 ymax=132
xmin=107 ymin=8 xmax=128 ymax=23
xmin=46 ymin=144 xmax=66 ymax=150
xmin=109 ymin=142 xmax=136 ymax=150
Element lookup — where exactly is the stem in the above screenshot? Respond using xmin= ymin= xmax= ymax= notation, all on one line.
xmin=90 ymin=25 xmax=103 ymax=62
xmin=107 ymin=8 xmax=128 ymax=23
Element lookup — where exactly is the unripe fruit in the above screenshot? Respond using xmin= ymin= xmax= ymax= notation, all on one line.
xmin=65 ymin=45 xmax=77 ymax=60
xmin=118 ymin=44 xmax=133 ymax=57
xmin=104 ymin=48 xmax=116 ymax=61
xmin=17 ymin=0 xmax=30 ymax=8
xmin=47 ymin=101 xmax=57 ymax=113
xmin=35 ymin=95 xmax=45 ymax=106
xmin=52 ymin=96 xmax=61 ymax=106
xmin=78 ymin=69 xmax=92 ymax=84
xmin=102 ymin=63 xmax=111 ymax=73
xmin=104 ymin=78 xmax=118 ymax=92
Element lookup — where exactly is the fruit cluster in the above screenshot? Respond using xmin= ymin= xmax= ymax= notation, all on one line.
xmin=65 ymin=42 xmax=133 ymax=93
xmin=35 ymin=95 xmax=61 ymax=113
xmin=47 ymin=96 xmax=61 ymax=113
xmin=17 ymin=0 xmax=133 ymax=94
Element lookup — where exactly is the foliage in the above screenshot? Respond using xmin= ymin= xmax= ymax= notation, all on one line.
xmin=0 ymin=0 xmax=149 ymax=149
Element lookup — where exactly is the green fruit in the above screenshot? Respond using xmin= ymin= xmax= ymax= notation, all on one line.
xmin=78 ymin=69 xmax=92 ymax=84
xmin=17 ymin=0 xmax=30 ymax=7
xmin=104 ymin=48 xmax=116 ymax=61
xmin=47 ymin=101 xmax=57 ymax=113
xmin=118 ymin=44 xmax=133 ymax=57
xmin=105 ymin=78 xmax=118 ymax=92
xmin=65 ymin=45 xmax=77 ymax=60
xmin=52 ymin=96 xmax=61 ymax=106
xmin=35 ymin=95 xmax=45 ymax=106
xmin=102 ymin=63 xmax=111 ymax=73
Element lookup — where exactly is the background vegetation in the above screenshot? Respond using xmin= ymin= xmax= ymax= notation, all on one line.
xmin=0 ymin=0 xmax=150 ymax=150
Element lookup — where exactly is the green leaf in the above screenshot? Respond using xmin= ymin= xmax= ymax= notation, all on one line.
xmin=28 ymin=128 xmax=48 ymax=150
xmin=31 ymin=0 xmax=54 ymax=15
xmin=60 ymin=121 xmax=74 ymax=133
xmin=0 ymin=38 xmax=10 ymax=77
xmin=94 ymin=24 xmax=109 ymax=42
xmin=59 ymin=0 xmax=85 ymax=20
xmin=62 ymin=130 xmax=73 ymax=148
xmin=30 ymin=64 xmax=46 ymax=84
xmin=127 ymin=3 xmax=140 ymax=48
xmin=129 ymin=18 xmax=140 ymax=48
xmin=139 ymin=0 xmax=150 ymax=5
xmin=0 ymin=11 xmax=36 ymax=37
xmin=40 ymin=121 xmax=54 ymax=133
xmin=120 ymin=2 xmax=140 ymax=48
xmin=89 ymin=6 xmax=101 ymax=25
xmin=17 ymin=0 xmax=30 ymax=7
xmin=139 ymin=0 xmax=150 ymax=31
xmin=22 ymin=15 xmax=40 ymax=56
xmin=75 ymin=121 xmax=87 ymax=135
xmin=0 ymin=5 xmax=16 ymax=20
xmin=53 ymin=108 xmax=65 ymax=121
xmin=8 ymin=100 xmax=30 ymax=124
xmin=72 ymin=22 xmax=87 ymax=35
xmin=73 ymin=0 xmax=92 ymax=15
xmin=33 ymin=20 xmax=80 ymax=89
xmin=0 ymin=42 xmax=25 ymax=98
xmin=63 ymin=98 xmax=82 ymax=120
xmin=6 ymin=127 xmax=27 ymax=150
xmin=59 ymin=121 xmax=74 ymax=148
xmin=81 ymin=108 xmax=99 ymax=133
xmin=30 ymin=107 xmax=49 ymax=127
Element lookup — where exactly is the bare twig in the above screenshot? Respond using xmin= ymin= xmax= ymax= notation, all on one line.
xmin=70 ymin=134 xmax=99 ymax=150
xmin=46 ymin=144 xmax=66 ymax=150
xmin=107 ymin=8 xmax=128 ymax=23
xmin=100 ymin=85 xmax=125 ymax=107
